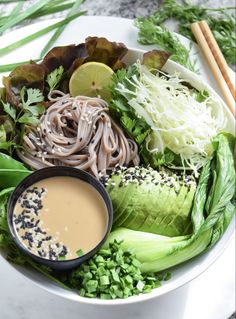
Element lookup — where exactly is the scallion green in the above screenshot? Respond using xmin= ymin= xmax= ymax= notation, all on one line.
xmin=40 ymin=0 xmax=85 ymax=57
xmin=69 ymin=239 xmax=169 ymax=299
xmin=0 ymin=12 xmax=86 ymax=57
xmin=0 ymin=0 xmax=51 ymax=34
xmin=0 ymin=59 xmax=41 ymax=73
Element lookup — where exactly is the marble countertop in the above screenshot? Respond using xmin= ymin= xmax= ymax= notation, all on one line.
xmin=1 ymin=0 xmax=235 ymax=21
xmin=79 ymin=0 xmax=235 ymax=19
xmin=0 ymin=1 xmax=235 ymax=318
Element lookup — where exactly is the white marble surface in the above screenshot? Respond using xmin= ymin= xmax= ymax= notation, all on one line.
xmin=0 ymin=236 xmax=235 ymax=319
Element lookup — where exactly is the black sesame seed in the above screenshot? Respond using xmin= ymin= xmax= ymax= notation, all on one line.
xmin=37 ymin=241 xmax=43 ymax=248
xmin=35 ymin=220 xmax=40 ymax=226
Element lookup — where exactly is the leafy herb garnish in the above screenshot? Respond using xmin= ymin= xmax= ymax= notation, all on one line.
xmin=0 ymin=87 xmax=44 ymax=153
xmin=46 ymin=66 xmax=64 ymax=94
xmin=110 ymin=65 xmax=151 ymax=145
xmin=2 ymin=101 xmax=16 ymax=121
xmin=135 ymin=0 xmax=236 ymax=69
xmin=135 ymin=19 xmax=197 ymax=72
xmin=20 ymin=87 xmax=44 ymax=110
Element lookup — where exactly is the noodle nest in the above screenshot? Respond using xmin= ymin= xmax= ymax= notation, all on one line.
xmin=18 ymin=91 xmax=139 ymax=177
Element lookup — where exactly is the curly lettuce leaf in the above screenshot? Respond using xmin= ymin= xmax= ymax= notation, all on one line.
xmin=142 ymin=50 xmax=171 ymax=71
xmin=3 ymin=38 xmax=128 ymax=106
xmin=3 ymin=63 xmax=45 ymax=108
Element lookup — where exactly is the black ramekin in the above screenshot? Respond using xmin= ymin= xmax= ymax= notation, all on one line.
xmin=7 ymin=166 xmax=113 ymax=271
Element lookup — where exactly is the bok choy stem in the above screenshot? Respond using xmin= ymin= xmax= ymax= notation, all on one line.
xmin=105 ymin=133 xmax=235 ymax=273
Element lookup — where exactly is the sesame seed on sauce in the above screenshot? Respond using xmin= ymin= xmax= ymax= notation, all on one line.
xmin=13 ymin=186 xmax=70 ymax=261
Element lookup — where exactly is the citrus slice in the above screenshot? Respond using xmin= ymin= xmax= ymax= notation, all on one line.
xmin=69 ymin=62 xmax=114 ymax=101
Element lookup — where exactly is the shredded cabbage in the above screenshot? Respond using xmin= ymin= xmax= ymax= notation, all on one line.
xmin=116 ymin=62 xmax=226 ymax=174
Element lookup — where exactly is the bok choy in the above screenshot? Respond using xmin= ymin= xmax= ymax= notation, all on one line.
xmin=105 ymin=133 xmax=235 ymax=273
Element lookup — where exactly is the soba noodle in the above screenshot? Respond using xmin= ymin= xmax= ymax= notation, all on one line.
xmin=17 ymin=90 xmax=139 ymax=177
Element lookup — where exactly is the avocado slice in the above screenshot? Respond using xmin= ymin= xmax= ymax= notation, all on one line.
xmin=106 ymin=166 xmax=197 ymax=237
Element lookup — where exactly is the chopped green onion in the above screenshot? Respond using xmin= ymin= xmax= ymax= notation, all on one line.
xmin=106 ymin=260 xmax=115 ymax=269
xmin=99 ymin=249 xmax=111 ymax=257
xmin=100 ymin=275 xmax=110 ymax=286
xmin=85 ymin=292 xmax=95 ymax=298
xmin=132 ymin=258 xmax=141 ymax=267
xmin=95 ymin=255 xmax=104 ymax=263
xmin=58 ymin=256 xmax=66 ymax=261
xmin=79 ymin=288 xmax=86 ymax=297
xmin=136 ymin=280 xmax=145 ymax=292
xmin=100 ymin=293 xmax=111 ymax=299
xmin=111 ymin=269 xmax=120 ymax=283
xmin=164 ymin=272 xmax=172 ymax=281
xmin=0 ymin=12 xmax=86 ymax=57
xmin=125 ymin=275 xmax=133 ymax=284
xmin=70 ymin=240 xmax=170 ymax=299
xmin=97 ymin=266 xmax=106 ymax=277
xmin=85 ymin=280 xmax=98 ymax=293
xmin=76 ymin=249 xmax=84 ymax=257
xmin=83 ymin=272 xmax=92 ymax=281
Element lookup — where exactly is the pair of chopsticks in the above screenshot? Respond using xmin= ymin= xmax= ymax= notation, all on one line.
xmin=191 ymin=20 xmax=236 ymax=117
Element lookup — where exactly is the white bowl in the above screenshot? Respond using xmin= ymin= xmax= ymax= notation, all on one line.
xmin=0 ymin=47 xmax=235 ymax=306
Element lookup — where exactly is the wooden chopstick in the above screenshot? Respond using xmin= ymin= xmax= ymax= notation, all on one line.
xmin=199 ymin=21 xmax=236 ymax=101
xmin=191 ymin=21 xmax=236 ymax=117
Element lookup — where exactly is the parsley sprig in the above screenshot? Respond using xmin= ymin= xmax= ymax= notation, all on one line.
xmin=0 ymin=87 xmax=44 ymax=153
xmin=46 ymin=66 xmax=64 ymax=94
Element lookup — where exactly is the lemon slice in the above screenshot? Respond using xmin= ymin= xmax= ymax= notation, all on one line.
xmin=69 ymin=62 xmax=114 ymax=101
